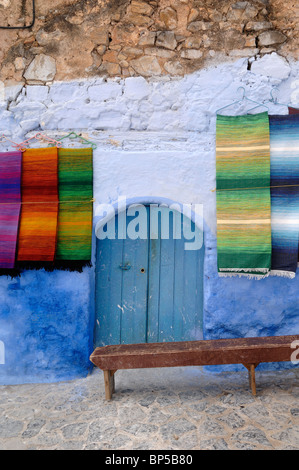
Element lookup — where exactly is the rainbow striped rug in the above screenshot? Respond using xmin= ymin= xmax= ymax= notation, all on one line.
xmin=0 ymin=152 xmax=22 ymax=270
xmin=216 ymin=112 xmax=272 ymax=278
xmin=56 ymin=148 xmax=93 ymax=266
xmin=270 ymin=114 xmax=299 ymax=278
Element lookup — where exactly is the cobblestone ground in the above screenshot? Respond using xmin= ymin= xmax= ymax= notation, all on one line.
xmin=0 ymin=367 xmax=298 ymax=450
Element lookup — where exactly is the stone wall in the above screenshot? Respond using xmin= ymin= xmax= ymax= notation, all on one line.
xmin=0 ymin=0 xmax=298 ymax=85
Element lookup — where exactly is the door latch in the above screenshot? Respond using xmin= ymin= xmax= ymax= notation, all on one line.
xmin=119 ymin=263 xmax=131 ymax=271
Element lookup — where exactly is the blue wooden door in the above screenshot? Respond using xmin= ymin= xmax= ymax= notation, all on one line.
xmin=95 ymin=205 xmax=204 ymax=346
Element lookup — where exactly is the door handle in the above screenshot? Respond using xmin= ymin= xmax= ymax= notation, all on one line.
xmin=119 ymin=263 xmax=131 ymax=271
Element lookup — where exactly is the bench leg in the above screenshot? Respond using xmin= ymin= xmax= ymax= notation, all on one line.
xmin=103 ymin=370 xmax=117 ymax=400
xmin=242 ymin=363 xmax=259 ymax=396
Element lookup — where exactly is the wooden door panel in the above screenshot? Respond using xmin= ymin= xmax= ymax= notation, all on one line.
xmin=95 ymin=206 xmax=204 ymax=346
xmin=95 ymin=236 xmax=124 ymax=346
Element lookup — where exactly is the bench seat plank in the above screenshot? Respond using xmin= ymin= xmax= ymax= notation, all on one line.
xmin=90 ymin=335 xmax=299 ymax=371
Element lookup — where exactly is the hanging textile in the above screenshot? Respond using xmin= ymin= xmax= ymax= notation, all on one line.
xmin=288 ymin=107 xmax=299 ymax=265
xmin=269 ymin=114 xmax=299 ymax=278
xmin=0 ymin=152 xmax=22 ymax=270
xmin=56 ymin=148 xmax=93 ymax=265
xmin=17 ymin=148 xmax=59 ymax=263
xmin=216 ymin=112 xmax=272 ymax=278
xmin=289 ymin=107 xmax=299 ymax=115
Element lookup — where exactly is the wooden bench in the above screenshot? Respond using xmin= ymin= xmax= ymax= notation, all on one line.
xmin=89 ymin=335 xmax=299 ymax=400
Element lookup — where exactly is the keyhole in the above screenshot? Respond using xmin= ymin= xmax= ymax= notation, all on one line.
xmin=140 ymin=268 xmax=145 ymax=273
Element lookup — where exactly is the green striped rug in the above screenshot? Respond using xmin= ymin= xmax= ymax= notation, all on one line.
xmin=56 ymin=148 xmax=93 ymax=263
xmin=216 ymin=112 xmax=272 ymax=278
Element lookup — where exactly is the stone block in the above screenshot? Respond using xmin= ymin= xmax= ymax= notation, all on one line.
xmin=258 ymin=31 xmax=287 ymax=46
xmin=188 ymin=21 xmax=213 ymax=32
xmin=227 ymin=2 xmax=259 ymax=21
xmin=102 ymin=50 xmax=118 ymax=63
xmin=88 ymin=82 xmax=123 ymax=101
xmin=96 ymin=111 xmax=131 ymax=131
xmin=184 ymin=37 xmax=203 ymax=49
xmin=164 ymin=61 xmax=184 ymax=76
xmin=250 ymin=52 xmax=291 ymax=80
xmin=19 ymin=118 xmax=40 ymax=133
xmin=147 ymin=110 xmax=180 ymax=131
xmin=138 ymin=31 xmax=156 ymax=47
xmin=124 ymin=77 xmax=150 ymax=100
xmin=49 ymin=82 xmax=87 ymax=104
xmin=99 ymin=62 xmax=121 ymax=76
xmin=125 ymin=12 xmax=154 ymax=27
xmin=96 ymin=27 xmax=110 ymax=46
xmin=229 ymin=48 xmax=259 ymax=57
xmin=160 ymin=7 xmax=177 ymax=30
xmin=121 ymin=47 xmax=143 ymax=58
xmin=35 ymin=29 xmax=65 ymax=47
xmin=130 ymin=0 xmax=153 ymax=16
xmin=96 ymin=45 xmax=107 ymax=56
xmin=14 ymin=57 xmax=25 ymax=72
xmin=130 ymin=56 xmax=162 ymax=77
xmin=26 ymin=85 xmax=49 ymax=102
xmin=188 ymin=8 xmax=199 ymax=23
xmin=144 ymin=47 xmax=176 ymax=59
xmin=4 ymin=81 xmax=24 ymax=102
xmin=23 ymin=55 xmax=56 ymax=83
xmin=245 ymin=21 xmax=272 ymax=32
xmin=181 ymin=49 xmax=203 ymax=60
xmin=156 ymin=31 xmax=177 ymax=50
xmin=245 ymin=36 xmax=257 ymax=47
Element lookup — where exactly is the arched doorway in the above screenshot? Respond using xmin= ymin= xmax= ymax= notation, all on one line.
xmin=94 ymin=200 xmax=204 ymax=346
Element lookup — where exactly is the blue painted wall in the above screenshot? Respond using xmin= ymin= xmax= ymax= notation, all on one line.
xmin=204 ymin=231 xmax=299 ymax=372
xmin=0 ymin=268 xmax=95 ymax=385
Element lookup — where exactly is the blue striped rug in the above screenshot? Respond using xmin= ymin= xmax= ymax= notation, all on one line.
xmin=270 ymin=114 xmax=299 ymax=278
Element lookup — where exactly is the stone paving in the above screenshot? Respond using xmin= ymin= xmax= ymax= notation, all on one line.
xmin=0 ymin=366 xmax=298 ymax=450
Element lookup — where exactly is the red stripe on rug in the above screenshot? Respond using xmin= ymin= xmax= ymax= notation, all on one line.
xmin=17 ymin=148 xmax=59 ymax=262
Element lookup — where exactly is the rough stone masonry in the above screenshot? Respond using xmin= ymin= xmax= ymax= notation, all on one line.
xmin=0 ymin=0 xmax=298 ymax=86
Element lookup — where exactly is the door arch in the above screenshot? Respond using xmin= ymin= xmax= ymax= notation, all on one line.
xmin=94 ymin=199 xmax=204 ymax=346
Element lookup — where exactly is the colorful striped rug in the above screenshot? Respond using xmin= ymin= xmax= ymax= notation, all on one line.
xmin=269 ymin=114 xmax=299 ymax=278
xmin=0 ymin=152 xmax=22 ymax=270
xmin=216 ymin=112 xmax=272 ymax=278
xmin=56 ymin=148 xmax=93 ymax=265
xmin=17 ymin=148 xmax=59 ymax=263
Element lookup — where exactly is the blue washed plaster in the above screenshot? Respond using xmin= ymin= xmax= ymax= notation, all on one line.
xmin=203 ymin=231 xmax=299 ymax=372
xmin=0 ymin=268 xmax=95 ymax=385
